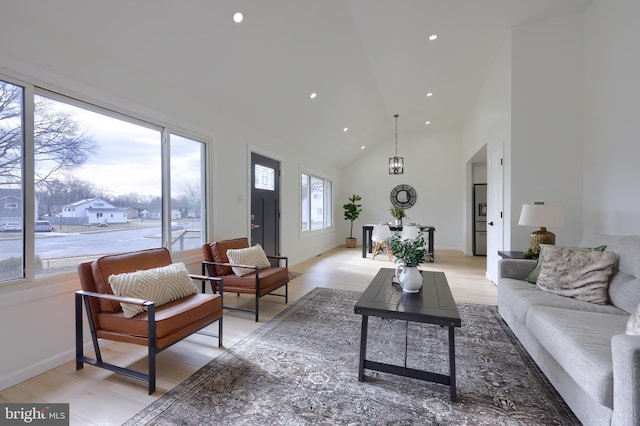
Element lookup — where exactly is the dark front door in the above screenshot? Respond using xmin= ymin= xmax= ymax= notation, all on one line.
xmin=250 ymin=152 xmax=280 ymax=256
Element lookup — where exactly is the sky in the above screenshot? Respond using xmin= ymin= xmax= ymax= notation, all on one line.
xmin=46 ymin=99 xmax=203 ymax=199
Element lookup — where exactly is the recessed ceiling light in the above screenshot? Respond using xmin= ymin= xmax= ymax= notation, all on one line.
xmin=429 ymin=34 xmax=437 ymax=41
xmin=426 ymin=92 xmax=433 ymax=97
xmin=233 ymin=12 xmax=244 ymax=23
xmin=343 ymin=127 xmax=349 ymax=132
xmin=310 ymin=92 xmax=317 ymax=99
xmin=425 ymin=121 xmax=431 ymax=125
xmin=361 ymin=145 xmax=366 ymax=150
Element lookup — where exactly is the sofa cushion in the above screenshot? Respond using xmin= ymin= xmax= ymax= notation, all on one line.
xmin=97 ymin=293 xmax=222 ymax=349
xmin=226 ymin=244 xmax=271 ymax=276
xmin=526 ymin=244 xmax=607 ymax=284
xmin=526 ymin=306 xmax=628 ymax=408
xmin=536 ymin=246 xmax=617 ymax=304
xmin=220 ymin=266 xmax=289 ymax=296
xmin=498 ymin=278 xmax=626 ymax=326
xmin=109 ymin=262 xmax=198 ymax=318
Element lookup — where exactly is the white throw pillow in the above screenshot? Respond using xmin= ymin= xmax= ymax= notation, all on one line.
xmin=226 ymin=244 xmax=272 ymax=276
xmin=109 ymin=262 xmax=198 ymax=318
xmin=626 ymin=302 xmax=640 ymax=335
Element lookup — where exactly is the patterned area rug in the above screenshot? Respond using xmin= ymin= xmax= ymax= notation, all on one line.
xmin=125 ymin=287 xmax=579 ymax=425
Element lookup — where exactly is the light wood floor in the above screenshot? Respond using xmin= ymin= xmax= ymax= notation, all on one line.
xmin=0 ymin=247 xmax=496 ymax=425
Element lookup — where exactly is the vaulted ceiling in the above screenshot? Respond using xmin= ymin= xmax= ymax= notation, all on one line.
xmin=2 ymin=0 xmax=591 ymax=168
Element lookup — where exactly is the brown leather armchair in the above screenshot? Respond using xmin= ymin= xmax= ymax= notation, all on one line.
xmin=202 ymin=237 xmax=289 ymax=322
xmin=75 ymin=247 xmax=223 ymax=394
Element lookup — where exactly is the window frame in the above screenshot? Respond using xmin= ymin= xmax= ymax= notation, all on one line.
xmin=300 ymin=169 xmax=333 ymax=234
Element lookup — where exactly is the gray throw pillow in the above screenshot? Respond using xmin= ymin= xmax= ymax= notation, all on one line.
xmin=525 ymin=244 xmax=607 ymax=283
xmin=536 ymin=245 xmax=617 ymax=304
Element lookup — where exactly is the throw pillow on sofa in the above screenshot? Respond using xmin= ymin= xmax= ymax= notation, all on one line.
xmin=226 ymin=244 xmax=272 ymax=276
xmin=109 ymin=262 xmax=198 ymax=318
xmin=536 ymin=245 xmax=617 ymax=304
xmin=626 ymin=302 xmax=640 ymax=335
xmin=525 ymin=244 xmax=607 ymax=283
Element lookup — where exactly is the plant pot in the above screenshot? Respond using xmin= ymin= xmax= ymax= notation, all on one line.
xmin=346 ymin=237 xmax=357 ymax=248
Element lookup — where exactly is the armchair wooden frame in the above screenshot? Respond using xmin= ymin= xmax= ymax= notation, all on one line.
xmin=75 ymin=250 xmax=224 ymax=395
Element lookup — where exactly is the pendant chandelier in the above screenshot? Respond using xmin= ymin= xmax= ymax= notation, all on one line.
xmin=388 ymin=114 xmax=404 ymax=174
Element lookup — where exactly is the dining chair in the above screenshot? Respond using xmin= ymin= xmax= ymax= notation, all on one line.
xmin=400 ymin=225 xmax=421 ymax=241
xmin=371 ymin=224 xmax=393 ymax=261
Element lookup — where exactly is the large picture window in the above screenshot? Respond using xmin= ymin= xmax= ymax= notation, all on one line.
xmin=0 ymin=78 xmax=209 ymax=284
xmin=301 ymin=172 xmax=332 ymax=232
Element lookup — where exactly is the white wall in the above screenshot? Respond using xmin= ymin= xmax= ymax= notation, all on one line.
xmin=510 ymin=11 xmax=585 ymax=248
xmin=462 ymin=37 xmax=512 ymax=273
xmin=340 ymin=129 xmax=463 ymax=251
xmin=583 ymin=0 xmax=640 ymax=236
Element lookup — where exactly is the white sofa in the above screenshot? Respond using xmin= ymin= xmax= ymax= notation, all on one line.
xmin=498 ymin=234 xmax=640 ymax=426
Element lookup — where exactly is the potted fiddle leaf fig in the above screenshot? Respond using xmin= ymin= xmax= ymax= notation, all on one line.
xmin=343 ymin=194 xmax=362 ymax=248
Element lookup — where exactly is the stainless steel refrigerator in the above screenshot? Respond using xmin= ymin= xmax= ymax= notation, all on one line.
xmin=473 ymin=184 xmax=487 ymax=256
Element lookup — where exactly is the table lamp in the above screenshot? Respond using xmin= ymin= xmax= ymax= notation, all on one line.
xmin=518 ymin=203 xmax=564 ymax=253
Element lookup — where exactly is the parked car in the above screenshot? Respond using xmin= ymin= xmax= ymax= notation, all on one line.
xmin=35 ymin=220 xmax=54 ymax=232
xmin=171 ymin=222 xmax=184 ymax=231
xmin=1 ymin=222 xmax=22 ymax=232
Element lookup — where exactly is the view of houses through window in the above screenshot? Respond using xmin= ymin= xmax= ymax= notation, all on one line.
xmin=0 ymin=78 xmax=207 ymax=284
xmin=301 ymin=172 xmax=332 ymax=231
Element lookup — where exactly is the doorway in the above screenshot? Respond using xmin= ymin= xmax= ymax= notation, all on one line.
xmin=250 ymin=152 xmax=281 ymax=256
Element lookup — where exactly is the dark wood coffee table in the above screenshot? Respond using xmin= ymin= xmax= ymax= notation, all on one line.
xmin=354 ymin=268 xmax=462 ymax=401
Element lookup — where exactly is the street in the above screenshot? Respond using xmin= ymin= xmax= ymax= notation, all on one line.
xmin=0 ymin=226 xmax=201 ymax=265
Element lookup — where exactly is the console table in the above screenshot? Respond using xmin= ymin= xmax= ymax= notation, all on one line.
xmin=362 ymin=224 xmax=435 ymax=260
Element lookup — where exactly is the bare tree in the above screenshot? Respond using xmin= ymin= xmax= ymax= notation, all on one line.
xmin=36 ymin=175 xmax=96 ymax=217
xmin=0 ymin=81 xmax=97 ymax=187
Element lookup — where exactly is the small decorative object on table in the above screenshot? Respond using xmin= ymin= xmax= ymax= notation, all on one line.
xmin=389 ymin=205 xmax=406 ymax=226
xmin=388 ymin=233 xmax=432 ymax=292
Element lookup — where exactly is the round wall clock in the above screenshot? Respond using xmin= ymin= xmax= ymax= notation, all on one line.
xmin=390 ymin=184 xmax=417 ymax=209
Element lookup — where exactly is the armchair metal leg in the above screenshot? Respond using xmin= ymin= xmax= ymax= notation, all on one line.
xmin=147 ymin=304 xmax=156 ymax=395
xmin=218 ymin=317 xmax=223 ymax=347
xmin=75 ymin=293 xmax=84 ymax=371
xmin=255 ymin=295 xmax=260 ymax=322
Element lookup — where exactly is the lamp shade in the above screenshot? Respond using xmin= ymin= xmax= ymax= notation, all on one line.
xmin=518 ymin=204 xmax=564 ymax=228
xmin=518 ymin=204 xmax=564 ymax=252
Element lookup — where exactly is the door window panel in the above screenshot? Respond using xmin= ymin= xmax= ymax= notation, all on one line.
xmin=255 ymin=164 xmax=275 ymax=191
